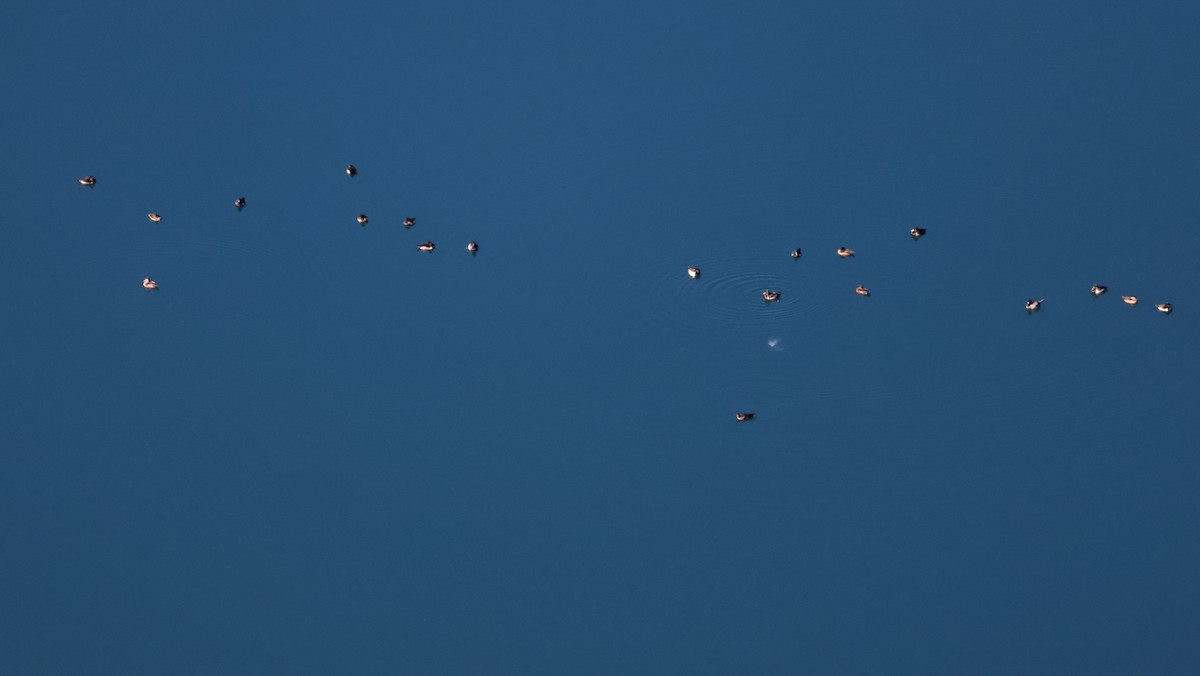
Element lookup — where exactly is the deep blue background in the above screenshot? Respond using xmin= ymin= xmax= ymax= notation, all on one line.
xmin=3 ymin=1 xmax=1199 ymax=673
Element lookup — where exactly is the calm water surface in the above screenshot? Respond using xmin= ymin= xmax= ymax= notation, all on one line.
xmin=2 ymin=1 xmax=1199 ymax=673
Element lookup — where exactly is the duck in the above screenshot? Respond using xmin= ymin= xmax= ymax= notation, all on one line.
xmin=735 ymin=412 xmax=756 ymax=422
xmin=234 ymin=197 xmax=246 ymax=209
xmin=418 ymin=241 xmax=435 ymax=251
xmin=791 ymin=248 xmax=802 ymax=259
xmin=1091 ymin=284 xmax=1108 ymax=297
xmin=1156 ymin=303 xmax=1173 ymax=314
xmin=763 ymin=290 xmax=781 ymax=302
xmin=346 ymin=164 xmax=357 ymax=177
xmin=1122 ymin=296 xmax=1138 ymax=306
xmin=78 ymin=175 xmax=96 ymax=186
xmin=855 ymin=285 xmax=870 ymax=296
xmin=467 ymin=241 xmax=479 ymax=253
xmin=837 ymin=247 xmax=855 ymax=258
xmin=1026 ymin=299 xmax=1043 ymax=312
xmin=910 ymin=227 xmax=926 ymax=239
xmin=403 ymin=217 xmax=416 ymax=227
xmin=687 ymin=266 xmax=700 ymax=279
xmin=147 ymin=213 xmax=162 ymax=222
xmin=357 ymin=214 xmax=368 ymax=225
xmin=143 ymin=278 xmax=158 ymax=290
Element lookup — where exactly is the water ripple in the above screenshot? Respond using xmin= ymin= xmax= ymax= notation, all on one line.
xmin=645 ymin=252 xmax=856 ymax=336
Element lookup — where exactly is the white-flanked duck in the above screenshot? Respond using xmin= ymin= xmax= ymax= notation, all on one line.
xmin=837 ymin=247 xmax=855 ymax=258
xmin=467 ymin=241 xmax=479 ymax=253
xmin=234 ymin=197 xmax=246 ymax=209
xmin=1091 ymin=284 xmax=1108 ymax=297
xmin=910 ymin=227 xmax=926 ymax=238
xmin=1026 ymin=299 xmax=1043 ymax=312
xmin=763 ymin=290 xmax=781 ymax=302
xmin=855 ymin=285 xmax=870 ymax=297
xmin=791 ymin=248 xmax=802 ymax=259
xmin=143 ymin=278 xmax=158 ymax=290
xmin=147 ymin=213 xmax=162 ymax=222
xmin=346 ymin=164 xmax=357 ymax=177
xmin=403 ymin=217 xmax=416 ymax=227
xmin=687 ymin=266 xmax=700 ymax=279
xmin=79 ymin=175 xmax=96 ymax=186
xmin=1156 ymin=303 xmax=1173 ymax=314
xmin=735 ymin=412 xmax=756 ymax=422
xmin=418 ymin=241 xmax=435 ymax=251
xmin=1122 ymin=296 xmax=1138 ymax=306
xmin=357 ymin=214 xmax=368 ymax=225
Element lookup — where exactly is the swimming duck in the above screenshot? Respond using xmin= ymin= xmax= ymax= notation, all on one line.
xmin=855 ymin=285 xmax=870 ymax=296
xmin=418 ymin=241 xmax=435 ymax=251
xmin=910 ymin=227 xmax=926 ymax=239
xmin=234 ymin=197 xmax=246 ymax=209
xmin=1091 ymin=284 xmax=1108 ymax=297
xmin=1122 ymin=296 xmax=1138 ymax=306
xmin=467 ymin=241 xmax=479 ymax=253
xmin=1156 ymin=303 xmax=1173 ymax=314
xmin=79 ymin=175 xmax=96 ymax=186
xmin=837 ymin=247 xmax=855 ymax=258
xmin=791 ymin=248 xmax=802 ymax=259
xmin=346 ymin=164 xmax=357 ymax=177
xmin=403 ymin=217 xmax=416 ymax=227
xmin=357 ymin=214 xmax=368 ymax=225
xmin=763 ymin=290 xmax=781 ymax=302
xmin=735 ymin=412 xmax=756 ymax=422
xmin=143 ymin=278 xmax=158 ymax=290
xmin=147 ymin=213 xmax=162 ymax=222
xmin=687 ymin=266 xmax=700 ymax=279
xmin=1026 ymin=299 xmax=1043 ymax=312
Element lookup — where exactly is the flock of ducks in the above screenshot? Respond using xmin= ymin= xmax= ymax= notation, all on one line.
xmin=711 ymin=232 xmax=925 ymax=421
xmin=81 ymin=168 xmax=1176 ymax=423
xmin=81 ymin=165 xmax=481 ymax=293
xmin=1027 ymin=285 xmax=1172 ymax=315
xmin=691 ymin=225 xmax=1175 ymax=422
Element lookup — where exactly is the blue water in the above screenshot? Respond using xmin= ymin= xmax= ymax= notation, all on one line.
xmin=3 ymin=1 xmax=1199 ymax=673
